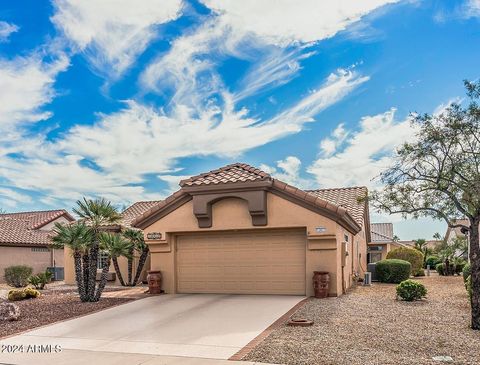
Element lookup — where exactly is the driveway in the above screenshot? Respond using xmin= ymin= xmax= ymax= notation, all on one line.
xmin=1 ymin=294 xmax=304 ymax=362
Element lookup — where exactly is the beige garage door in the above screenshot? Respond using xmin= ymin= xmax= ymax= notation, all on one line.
xmin=176 ymin=229 xmax=306 ymax=295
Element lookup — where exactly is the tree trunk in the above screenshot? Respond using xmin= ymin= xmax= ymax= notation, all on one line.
xmin=132 ymin=247 xmax=149 ymax=286
xmin=112 ymin=257 xmax=126 ymax=286
xmin=469 ymin=217 xmax=480 ymax=330
xmin=73 ymin=251 xmax=87 ymax=301
xmin=94 ymin=257 xmax=111 ymax=302
xmin=82 ymin=252 xmax=90 ymax=297
xmin=87 ymin=238 xmax=99 ymax=301
xmin=127 ymin=247 xmax=133 ymax=286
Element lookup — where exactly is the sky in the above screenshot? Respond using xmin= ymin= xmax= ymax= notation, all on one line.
xmin=0 ymin=0 xmax=479 ymax=239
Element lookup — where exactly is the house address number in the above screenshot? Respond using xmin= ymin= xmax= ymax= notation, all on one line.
xmin=146 ymin=232 xmax=162 ymax=240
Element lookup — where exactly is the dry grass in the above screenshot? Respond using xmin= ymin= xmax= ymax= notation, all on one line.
xmin=245 ymin=275 xmax=480 ymax=365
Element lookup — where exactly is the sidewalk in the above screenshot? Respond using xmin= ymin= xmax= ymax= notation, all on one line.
xmin=0 ymin=348 xmax=281 ymax=365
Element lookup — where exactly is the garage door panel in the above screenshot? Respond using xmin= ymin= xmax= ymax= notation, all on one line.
xmin=176 ymin=230 xmax=306 ymax=295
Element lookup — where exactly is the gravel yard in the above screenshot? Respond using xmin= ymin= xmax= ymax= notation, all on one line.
xmin=244 ymin=275 xmax=479 ymax=365
xmin=0 ymin=287 xmax=133 ymax=339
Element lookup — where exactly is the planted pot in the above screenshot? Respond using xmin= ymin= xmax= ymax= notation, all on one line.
xmin=313 ymin=271 xmax=330 ymax=298
xmin=147 ymin=270 xmax=162 ymax=294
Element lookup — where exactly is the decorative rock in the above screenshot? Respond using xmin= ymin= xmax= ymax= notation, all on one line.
xmin=0 ymin=301 xmax=21 ymax=321
xmin=432 ymin=356 xmax=453 ymax=362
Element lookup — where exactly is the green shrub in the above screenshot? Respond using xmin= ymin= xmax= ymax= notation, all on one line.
xmin=4 ymin=265 xmax=33 ymax=287
xmin=414 ymin=268 xmax=425 ymax=277
xmin=396 ymin=279 xmax=428 ymax=301
xmin=386 ymin=247 xmax=423 ymax=276
xmin=376 ymin=259 xmax=412 ymax=283
xmin=425 ymin=255 xmax=441 ymax=268
xmin=455 ymin=262 xmax=466 ymax=275
xmin=28 ymin=271 xmax=53 ymax=290
xmin=8 ymin=288 xmax=40 ymax=301
xmin=463 ymin=263 xmax=472 ymax=283
xmin=436 ymin=263 xmax=445 ymax=275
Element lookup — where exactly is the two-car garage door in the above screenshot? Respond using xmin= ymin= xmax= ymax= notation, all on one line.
xmin=176 ymin=229 xmax=306 ymax=295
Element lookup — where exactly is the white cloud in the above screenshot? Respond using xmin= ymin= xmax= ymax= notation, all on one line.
xmin=0 ymin=21 xmax=18 ymax=42
xmin=260 ymin=156 xmax=314 ymax=189
xmin=65 ymin=69 xmax=366 ymax=179
xmin=0 ymin=53 xmax=69 ymax=130
xmin=51 ymin=0 xmax=183 ymax=78
xmin=201 ymin=0 xmax=399 ymax=47
xmin=319 ymin=123 xmax=349 ymax=156
xmin=308 ymin=109 xmax=417 ymax=188
xmin=0 ymin=68 xmax=366 ymax=206
xmin=463 ymin=0 xmax=480 ymax=18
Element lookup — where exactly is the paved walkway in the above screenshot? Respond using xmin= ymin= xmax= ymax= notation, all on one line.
xmin=0 ymin=348 xmax=280 ymax=364
xmin=1 ymin=294 xmax=303 ymax=361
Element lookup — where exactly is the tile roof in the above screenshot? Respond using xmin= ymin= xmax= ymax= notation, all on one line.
xmin=306 ymin=187 xmax=368 ymax=227
xmin=133 ymin=164 xmax=369 ymax=233
xmin=120 ymin=201 xmax=163 ymax=227
xmin=370 ymin=222 xmax=394 ymax=242
xmin=180 ymin=163 xmax=271 ymax=187
xmin=0 ymin=210 xmax=74 ymax=246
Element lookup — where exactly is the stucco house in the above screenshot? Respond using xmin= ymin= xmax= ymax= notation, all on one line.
xmin=367 ymin=223 xmax=405 ymax=263
xmin=125 ymin=163 xmax=371 ymax=297
xmin=0 ymin=209 xmax=74 ymax=282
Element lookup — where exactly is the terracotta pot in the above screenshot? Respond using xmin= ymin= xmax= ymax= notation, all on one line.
xmin=147 ymin=270 xmax=162 ymax=294
xmin=313 ymin=271 xmax=330 ymax=298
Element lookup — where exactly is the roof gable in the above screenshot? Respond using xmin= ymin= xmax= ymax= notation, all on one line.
xmin=133 ymin=163 xmax=370 ymax=236
xmin=180 ymin=163 xmax=271 ymax=187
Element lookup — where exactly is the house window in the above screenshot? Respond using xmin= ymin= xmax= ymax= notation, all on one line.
xmin=97 ymin=252 xmax=109 ymax=269
xmin=31 ymin=247 xmax=49 ymax=252
xmin=369 ymin=253 xmax=383 ymax=263
xmin=368 ymin=246 xmax=383 ymax=251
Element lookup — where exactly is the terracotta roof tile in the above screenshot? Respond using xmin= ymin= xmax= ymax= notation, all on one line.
xmin=306 ymin=187 xmax=368 ymax=227
xmin=370 ymin=223 xmax=394 ymax=242
xmin=0 ymin=210 xmax=74 ymax=246
xmin=120 ymin=201 xmax=163 ymax=227
xmin=179 ymin=163 xmax=271 ymax=187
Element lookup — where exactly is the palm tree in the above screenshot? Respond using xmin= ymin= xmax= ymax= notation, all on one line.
xmin=122 ymin=228 xmax=149 ymax=286
xmin=73 ymin=198 xmax=122 ymax=301
xmin=414 ymin=239 xmax=431 ymax=268
xmin=52 ymin=222 xmax=92 ymax=301
xmin=96 ymin=232 xmax=132 ymax=300
xmin=122 ymin=229 xmax=138 ymax=285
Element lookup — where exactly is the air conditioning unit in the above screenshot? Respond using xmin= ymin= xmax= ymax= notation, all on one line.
xmin=367 ymin=263 xmax=377 ymax=281
xmin=364 ymin=272 xmax=372 ymax=286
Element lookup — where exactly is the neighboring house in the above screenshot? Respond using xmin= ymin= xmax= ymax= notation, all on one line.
xmin=125 ymin=163 xmax=371 ymax=297
xmin=444 ymin=218 xmax=469 ymax=244
xmin=0 ymin=210 xmax=75 ymax=282
xmin=368 ymin=223 xmax=404 ymax=263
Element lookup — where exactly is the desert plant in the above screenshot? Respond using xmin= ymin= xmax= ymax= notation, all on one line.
xmin=436 ymin=263 xmax=446 ymax=276
xmin=4 ymin=265 xmax=33 ymax=288
xmin=376 ymin=259 xmax=411 ymax=283
xmin=425 ymin=255 xmax=441 ymax=269
xmin=28 ymin=271 xmax=53 ymax=290
xmin=122 ymin=228 xmax=149 ymax=286
xmin=466 ymin=275 xmax=472 ymax=300
xmin=415 ymin=268 xmax=425 ymax=277
xmin=7 ymin=288 xmax=40 ymax=301
xmin=396 ymin=279 xmax=428 ymax=301
xmin=386 ymin=247 xmax=424 ymax=276
xmin=463 ymin=263 xmax=472 ymax=283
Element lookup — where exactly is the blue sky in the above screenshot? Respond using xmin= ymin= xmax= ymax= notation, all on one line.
xmin=0 ymin=0 xmax=479 ymax=239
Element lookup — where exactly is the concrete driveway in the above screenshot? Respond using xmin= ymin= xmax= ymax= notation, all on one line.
xmin=1 ymin=294 xmax=304 ymax=362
